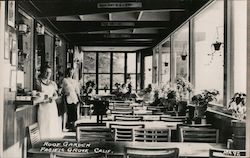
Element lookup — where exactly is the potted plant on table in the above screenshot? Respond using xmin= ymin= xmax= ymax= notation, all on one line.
xmin=227 ymin=92 xmax=246 ymax=149
xmin=191 ymin=89 xmax=219 ymax=123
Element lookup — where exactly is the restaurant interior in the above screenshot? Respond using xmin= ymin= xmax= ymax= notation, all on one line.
xmin=0 ymin=0 xmax=249 ymax=157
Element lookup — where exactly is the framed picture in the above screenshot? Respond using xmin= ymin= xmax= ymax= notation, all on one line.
xmin=4 ymin=32 xmax=9 ymax=59
xmin=8 ymin=1 xmax=15 ymax=28
xmin=10 ymin=37 xmax=17 ymax=66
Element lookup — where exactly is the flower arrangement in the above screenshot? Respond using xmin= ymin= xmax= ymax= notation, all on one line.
xmin=227 ymin=92 xmax=246 ymax=121
xmin=175 ymin=77 xmax=193 ymax=101
xmin=191 ymin=89 xmax=219 ymax=117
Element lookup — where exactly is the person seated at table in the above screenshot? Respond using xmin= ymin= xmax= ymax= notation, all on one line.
xmin=143 ymin=84 xmax=154 ymax=103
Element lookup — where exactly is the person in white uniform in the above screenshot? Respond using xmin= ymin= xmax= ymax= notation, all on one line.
xmin=62 ymin=68 xmax=82 ymax=130
xmin=35 ymin=64 xmax=62 ymax=139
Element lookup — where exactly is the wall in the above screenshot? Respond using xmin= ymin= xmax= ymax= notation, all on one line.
xmin=1 ymin=2 xmax=37 ymax=158
xmin=0 ymin=2 xmax=6 ymax=157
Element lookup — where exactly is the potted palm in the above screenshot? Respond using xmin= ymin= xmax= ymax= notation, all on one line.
xmin=191 ymin=89 xmax=219 ymax=123
xmin=227 ymin=92 xmax=246 ymax=149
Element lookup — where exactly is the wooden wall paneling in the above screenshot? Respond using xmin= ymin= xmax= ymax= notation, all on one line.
xmin=3 ymin=88 xmax=15 ymax=150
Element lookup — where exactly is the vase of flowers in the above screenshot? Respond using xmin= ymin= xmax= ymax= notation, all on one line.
xmin=227 ymin=92 xmax=246 ymax=150
xmin=191 ymin=89 xmax=219 ymax=123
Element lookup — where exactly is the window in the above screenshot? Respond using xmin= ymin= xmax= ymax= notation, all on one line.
xmin=82 ymin=52 xmax=139 ymax=93
xmin=160 ymin=39 xmax=171 ymax=83
xmin=83 ymin=52 xmax=96 ymax=73
xmin=172 ymin=22 xmax=189 ymax=80
xmin=113 ymin=53 xmax=125 ymax=73
xmin=144 ymin=56 xmax=152 ymax=87
xmin=231 ymin=0 xmax=247 ymax=94
xmin=98 ymin=53 xmax=110 ymax=73
xmin=193 ymin=0 xmax=224 ymax=104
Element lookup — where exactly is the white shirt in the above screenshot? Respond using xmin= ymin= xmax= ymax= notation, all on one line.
xmin=62 ymin=78 xmax=80 ymax=104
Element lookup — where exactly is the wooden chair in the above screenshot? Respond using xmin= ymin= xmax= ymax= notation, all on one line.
xmin=76 ymin=126 xmax=113 ymax=142
xmin=28 ymin=123 xmax=41 ymax=148
xmin=114 ymin=115 xmax=143 ymax=121
xmin=124 ymin=146 xmax=179 ymax=158
xmin=110 ymin=124 xmax=144 ymax=141
xmin=133 ymin=128 xmax=171 ymax=142
xmin=110 ymin=109 xmax=133 ymax=115
xmin=160 ymin=115 xmax=186 ymax=123
xmin=209 ymin=149 xmax=246 ymax=158
xmin=177 ymin=124 xmax=212 ymax=142
xmin=179 ymin=127 xmax=219 ymax=143
xmin=50 ymin=152 xmax=105 ymax=158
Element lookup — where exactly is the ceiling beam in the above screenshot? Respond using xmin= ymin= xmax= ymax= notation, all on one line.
xmin=133 ymin=11 xmax=143 ymax=33
xmin=65 ymin=33 xmax=162 ymax=40
xmin=72 ymin=41 xmax=153 ymax=47
xmin=53 ymin=21 xmax=170 ymax=33
xmin=23 ymin=0 xmax=195 ymax=18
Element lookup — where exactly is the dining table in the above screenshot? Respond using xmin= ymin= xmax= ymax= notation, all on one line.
xmin=28 ymin=140 xmax=226 ymax=158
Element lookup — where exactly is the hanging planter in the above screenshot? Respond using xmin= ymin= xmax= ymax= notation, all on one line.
xmin=212 ymin=41 xmax=223 ymax=51
xmin=181 ymin=54 xmax=187 ymax=61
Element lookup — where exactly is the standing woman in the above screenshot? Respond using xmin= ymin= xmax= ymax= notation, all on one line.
xmin=35 ymin=64 xmax=62 ymax=139
xmin=62 ymin=68 xmax=82 ymax=130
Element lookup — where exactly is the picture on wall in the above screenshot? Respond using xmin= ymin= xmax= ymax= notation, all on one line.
xmin=7 ymin=1 xmax=15 ymax=28
xmin=4 ymin=32 xmax=9 ymax=59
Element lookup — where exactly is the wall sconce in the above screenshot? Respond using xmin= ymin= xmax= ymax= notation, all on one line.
xmin=55 ymin=38 xmax=62 ymax=47
xmin=36 ymin=23 xmax=44 ymax=35
xmin=18 ymin=23 xmax=30 ymax=35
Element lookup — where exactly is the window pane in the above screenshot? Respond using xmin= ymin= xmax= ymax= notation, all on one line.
xmin=194 ymin=0 xmax=224 ymax=104
xmin=161 ymin=39 xmax=171 ymax=83
xmin=113 ymin=53 xmax=125 ymax=73
xmin=172 ymin=23 xmax=189 ymax=79
xmin=83 ymin=52 xmax=96 ymax=73
xmin=232 ymin=0 xmax=247 ymax=93
xmin=127 ymin=53 xmax=136 ymax=73
xmin=144 ymin=56 xmax=152 ymax=87
xmin=129 ymin=74 xmax=136 ymax=90
xmin=98 ymin=74 xmax=110 ymax=90
xmin=113 ymin=74 xmax=124 ymax=89
xmin=98 ymin=53 xmax=110 ymax=73
xmin=83 ymin=74 xmax=96 ymax=85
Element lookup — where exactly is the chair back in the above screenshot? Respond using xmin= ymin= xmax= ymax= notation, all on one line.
xmin=125 ymin=146 xmax=179 ymax=158
xmin=114 ymin=115 xmax=143 ymax=121
xmin=133 ymin=128 xmax=171 ymax=142
xmin=177 ymin=124 xmax=212 ymax=141
xmin=180 ymin=127 xmax=219 ymax=143
xmin=209 ymin=149 xmax=246 ymax=158
xmin=110 ymin=109 xmax=133 ymax=115
xmin=50 ymin=152 xmax=105 ymax=158
xmin=160 ymin=115 xmax=186 ymax=122
xmin=76 ymin=126 xmax=113 ymax=142
xmin=28 ymin=123 xmax=41 ymax=147
xmin=110 ymin=123 xmax=144 ymax=141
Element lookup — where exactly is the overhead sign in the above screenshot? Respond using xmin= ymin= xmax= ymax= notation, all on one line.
xmin=97 ymin=2 xmax=142 ymax=8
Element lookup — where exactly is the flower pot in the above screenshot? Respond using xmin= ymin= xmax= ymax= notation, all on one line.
xmin=231 ymin=120 xmax=246 ymax=150
xmin=194 ymin=106 xmax=207 ymax=118
xmin=177 ymin=101 xmax=187 ymax=116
